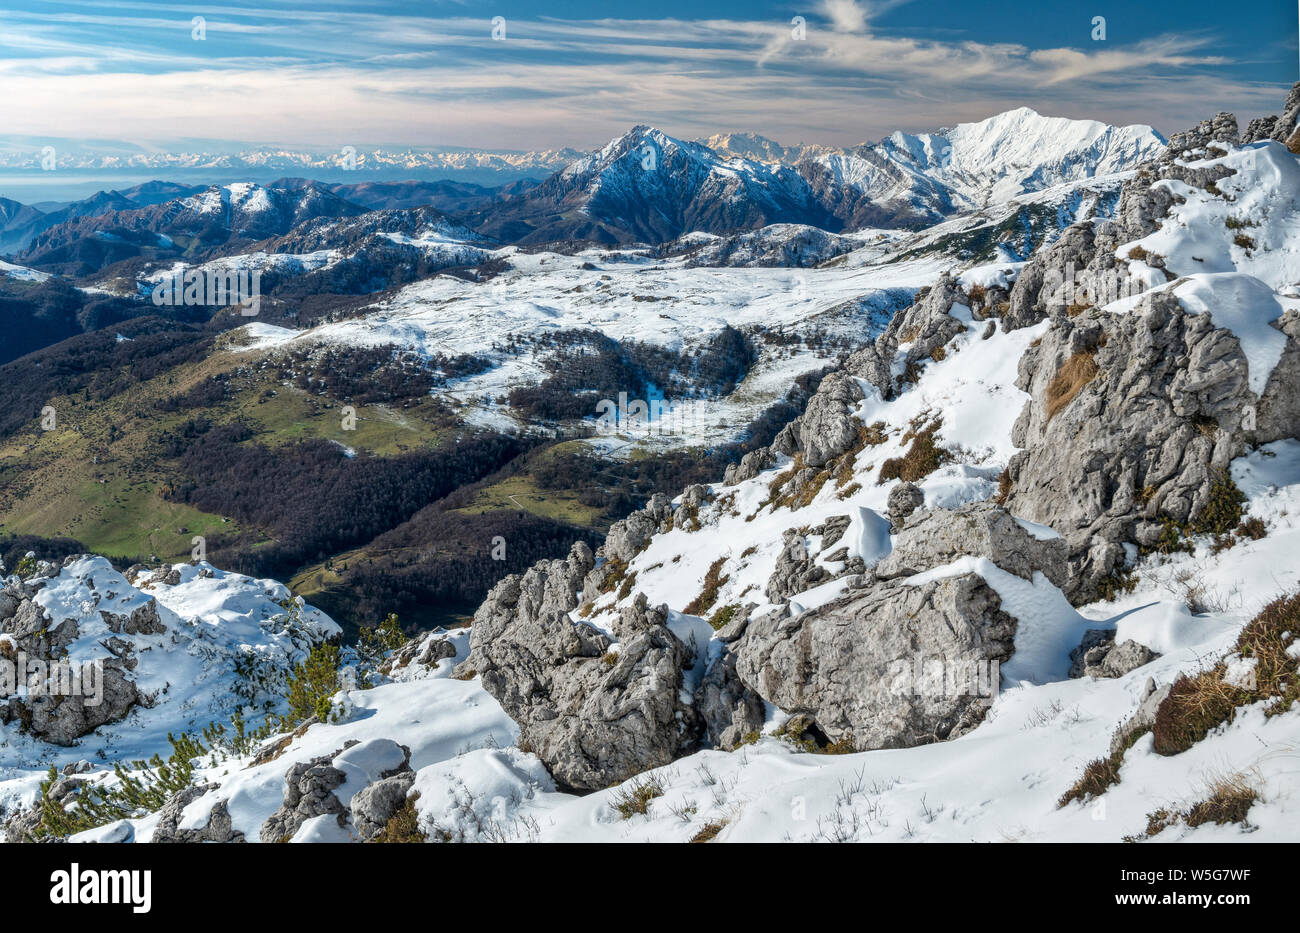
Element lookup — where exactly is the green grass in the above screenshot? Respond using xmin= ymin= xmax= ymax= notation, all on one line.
xmin=229 ymin=383 xmax=453 ymax=456
xmin=453 ymin=473 xmax=605 ymax=528
xmin=0 ymin=344 xmax=458 ymax=562
xmin=450 ymin=442 xmax=609 ymax=529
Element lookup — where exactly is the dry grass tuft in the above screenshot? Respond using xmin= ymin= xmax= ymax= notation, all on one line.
xmin=689 ymin=819 xmax=727 ymax=842
xmin=994 ymin=468 xmax=1012 ymax=504
xmin=369 ymin=792 xmax=427 ymax=843
xmin=1131 ymin=771 xmax=1258 ymax=839
xmin=878 ymin=419 xmax=949 ymax=484
xmin=683 ymin=557 xmax=729 ymax=616
xmin=1151 ymin=666 xmax=1242 ymax=755
xmin=613 ymin=775 xmax=664 ymax=819
xmin=1044 ymin=351 xmax=1099 ymax=421
xmin=1186 ymin=773 xmax=1258 ymax=827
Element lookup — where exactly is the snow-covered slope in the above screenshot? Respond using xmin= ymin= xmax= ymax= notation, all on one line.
xmin=17 ymin=181 xmax=365 ymax=271
xmin=0 ymin=558 xmax=338 ymax=827
xmin=812 ymin=108 xmax=1163 ymax=224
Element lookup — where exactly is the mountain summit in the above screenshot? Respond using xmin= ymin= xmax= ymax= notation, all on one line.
xmin=473 ymin=109 xmax=1165 ymax=244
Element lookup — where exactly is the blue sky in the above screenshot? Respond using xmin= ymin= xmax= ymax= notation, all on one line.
xmin=1 ymin=0 xmax=1296 ymax=150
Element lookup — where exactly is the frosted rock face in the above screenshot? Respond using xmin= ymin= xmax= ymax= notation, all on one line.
xmin=846 ymin=273 xmax=968 ymax=397
xmin=735 ymin=502 xmax=1062 ymax=749
xmin=153 ymin=786 xmax=245 ymax=843
xmin=259 ymin=739 xmax=413 ymax=842
xmin=875 ymin=501 xmax=1066 ymax=588
xmin=460 ymin=547 xmax=698 ymax=792
xmin=1003 ymin=291 xmax=1281 ymax=600
xmin=798 ymin=372 xmax=865 ymax=468
xmin=736 ymin=572 xmax=1014 ymax=750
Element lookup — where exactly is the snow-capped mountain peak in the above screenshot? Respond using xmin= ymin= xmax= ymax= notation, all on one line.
xmin=870 ymin=107 xmax=1166 ymax=208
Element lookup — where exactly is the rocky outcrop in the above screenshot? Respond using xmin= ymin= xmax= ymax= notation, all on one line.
xmin=153 ymin=785 xmax=245 ymax=843
xmin=259 ymin=747 xmax=351 ymax=842
xmin=0 ymin=582 xmax=144 ymax=746
xmin=736 ymin=571 xmax=1013 ymax=749
xmin=4 ymin=767 xmax=91 ymax=842
xmin=766 ymin=529 xmax=830 ymax=603
xmin=350 ymin=771 xmax=417 ymax=841
xmin=1068 ymin=630 xmax=1159 ymax=679
xmin=996 ymin=112 xmax=1248 ymax=336
xmin=845 ymin=273 xmax=968 ymax=396
xmin=1163 ymin=112 xmax=1240 ymax=159
xmin=674 ymin=484 xmax=711 ymax=530
xmin=99 ymin=600 xmax=167 ymax=636
xmin=259 ymin=739 xmax=413 ymax=842
xmin=765 ymin=518 xmax=868 ymax=603
xmin=696 ymin=649 xmax=766 ymax=750
xmin=733 ymin=501 xmax=1061 ymax=749
xmin=874 ymin=501 xmax=1067 ymax=588
xmin=13 ymin=662 xmax=141 ymax=747
xmin=1002 ymin=291 xmax=1276 ymax=600
xmin=382 ymin=631 xmax=457 ymax=677
xmin=886 ymin=481 xmax=925 ymax=528
xmin=598 ymin=496 xmax=672 ymax=565
xmin=459 ymin=547 xmax=700 ymax=791
xmin=1259 ymin=311 xmax=1300 ymax=442
xmin=723 ymin=446 xmax=778 ymax=486
xmin=798 ymin=372 xmax=866 ymax=467
xmin=1242 ymin=81 xmax=1300 ymax=149
xmin=467 ymin=542 xmax=596 ymax=673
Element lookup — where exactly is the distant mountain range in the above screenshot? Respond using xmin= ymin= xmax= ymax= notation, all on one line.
xmin=0 ymin=141 xmax=584 ymax=182
xmin=2 ymin=109 xmax=1165 ymax=267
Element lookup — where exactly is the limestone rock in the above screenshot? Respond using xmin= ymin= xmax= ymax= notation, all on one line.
xmin=1004 ymin=291 xmax=1266 ymax=600
xmin=350 ymin=771 xmax=417 ymax=841
xmin=695 ymin=649 xmax=765 ymax=750
xmin=460 ymin=559 xmax=700 ymax=790
xmin=798 ymin=372 xmax=866 ymax=468
xmin=153 ymin=785 xmax=245 ymax=843
xmin=735 ymin=571 xmax=1014 ymax=750
xmin=259 ymin=747 xmax=352 ymax=843
xmin=1069 ymin=630 xmax=1159 ymax=679
xmin=874 ymin=501 xmax=1067 ymax=588
xmin=886 ymin=482 xmax=925 ymax=528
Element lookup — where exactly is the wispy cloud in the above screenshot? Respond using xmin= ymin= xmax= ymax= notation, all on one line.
xmin=0 ymin=0 xmax=1288 ymax=151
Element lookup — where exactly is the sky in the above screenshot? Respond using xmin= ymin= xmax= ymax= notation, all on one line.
xmin=0 ymin=0 xmax=1297 ymax=152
